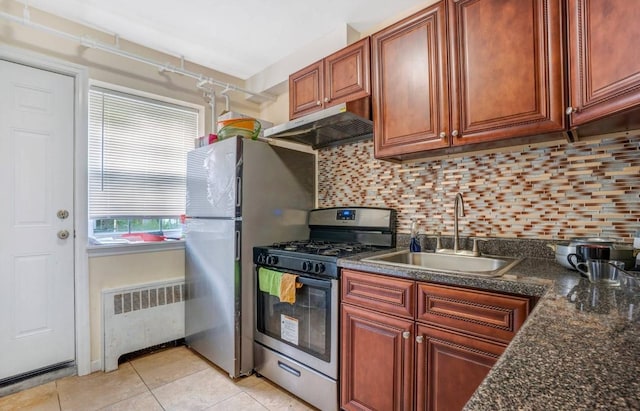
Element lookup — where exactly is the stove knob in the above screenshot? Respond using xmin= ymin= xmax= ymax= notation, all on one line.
xmin=314 ymin=263 xmax=325 ymax=274
xmin=257 ymin=254 xmax=267 ymax=264
xmin=302 ymin=261 xmax=313 ymax=272
xmin=266 ymin=255 xmax=278 ymax=265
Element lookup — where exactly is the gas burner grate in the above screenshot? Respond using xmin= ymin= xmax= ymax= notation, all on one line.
xmin=269 ymin=240 xmax=377 ymax=257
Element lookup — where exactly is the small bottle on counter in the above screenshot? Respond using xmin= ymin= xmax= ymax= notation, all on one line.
xmin=410 ymin=219 xmax=421 ymax=252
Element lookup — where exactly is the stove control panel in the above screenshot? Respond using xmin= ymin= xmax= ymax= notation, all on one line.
xmin=336 ymin=209 xmax=356 ymax=220
xmin=302 ymin=261 xmax=325 ymax=274
xmin=253 ymin=248 xmax=338 ymax=279
xmin=255 ymin=253 xmax=280 ymax=267
xmin=309 ymin=206 xmax=396 ymax=231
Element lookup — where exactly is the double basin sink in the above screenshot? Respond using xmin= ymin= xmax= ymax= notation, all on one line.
xmin=362 ymin=250 xmax=523 ymax=277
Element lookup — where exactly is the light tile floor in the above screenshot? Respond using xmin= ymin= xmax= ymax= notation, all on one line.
xmin=0 ymin=347 xmax=318 ymax=411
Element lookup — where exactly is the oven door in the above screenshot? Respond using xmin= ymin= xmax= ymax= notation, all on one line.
xmin=255 ymin=266 xmax=338 ymax=379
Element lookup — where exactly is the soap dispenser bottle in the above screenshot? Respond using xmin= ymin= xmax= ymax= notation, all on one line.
xmin=410 ymin=220 xmax=421 ymax=252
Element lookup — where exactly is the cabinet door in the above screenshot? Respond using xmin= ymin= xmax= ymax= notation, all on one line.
xmin=289 ymin=60 xmax=323 ymax=119
xmin=449 ymin=0 xmax=565 ymax=145
xmin=341 ymin=303 xmax=414 ymax=411
xmin=342 ymin=269 xmax=415 ymax=319
xmin=324 ymin=37 xmax=371 ymax=107
xmin=415 ymin=324 xmax=504 ymax=411
xmin=416 ymin=282 xmax=530 ymax=344
xmin=372 ymin=1 xmax=450 ymax=159
xmin=567 ymin=0 xmax=640 ymax=126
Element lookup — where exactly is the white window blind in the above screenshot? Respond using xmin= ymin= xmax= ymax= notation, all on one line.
xmin=89 ymin=87 xmax=198 ymax=218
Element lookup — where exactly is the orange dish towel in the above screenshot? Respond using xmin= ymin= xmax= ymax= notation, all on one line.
xmin=279 ymin=273 xmax=302 ymax=304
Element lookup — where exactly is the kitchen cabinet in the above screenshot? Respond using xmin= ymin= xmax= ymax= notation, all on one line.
xmin=289 ymin=60 xmax=323 ymax=120
xmin=415 ymin=283 xmax=530 ymax=344
xmin=372 ymin=0 xmax=565 ymax=160
xmin=566 ymin=0 xmax=640 ymax=131
xmin=341 ymin=269 xmax=415 ymax=410
xmin=371 ymin=2 xmax=450 ymax=156
xmin=415 ymin=323 xmax=504 ymax=411
xmin=415 ymin=283 xmax=531 ymax=411
xmin=289 ymin=37 xmax=371 ymax=120
xmin=341 ymin=304 xmax=414 ymax=411
xmin=340 ymin=269 xmax=533 ymax=411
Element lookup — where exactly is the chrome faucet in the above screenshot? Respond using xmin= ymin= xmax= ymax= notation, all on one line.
xmin=434 ymin=192 xmax=485 ymax=256
xmin=453 ymin=193 xmax=465 ymax=253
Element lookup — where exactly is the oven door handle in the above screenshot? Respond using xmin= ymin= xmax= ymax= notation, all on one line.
xmin=296 ymin=276 xmax=332 ymax=289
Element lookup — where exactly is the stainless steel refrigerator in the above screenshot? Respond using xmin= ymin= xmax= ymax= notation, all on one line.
xmin=184 ymin=136 xmax=315 ymax=378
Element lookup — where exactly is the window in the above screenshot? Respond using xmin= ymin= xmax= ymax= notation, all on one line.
xmin=88 ymin=86 xmax=199 ymax=243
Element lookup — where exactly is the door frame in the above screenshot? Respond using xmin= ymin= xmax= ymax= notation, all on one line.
xmin=1 ymin=45 xmax=90 ymax=376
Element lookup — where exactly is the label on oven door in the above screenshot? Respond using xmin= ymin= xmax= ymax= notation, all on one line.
xmin=280 ymin=314 xmax=299 ymax=345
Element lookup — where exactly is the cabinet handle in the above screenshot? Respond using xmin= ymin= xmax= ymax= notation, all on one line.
xmin=451 ymin=130 xmax=459 ymax=137
xmin=316 ymin=101 xmax=321 ymax=106
xmin=566 ymin=106 xmax=578 ymax=115
xmin=402 ymin=331 xmax=410 ymax=339
xmin=416 ymin=335 xmax=424 ymax=344
xmin=439 ymin=132 xmax=447 ymax=139
xmin=324 ymin=97 xmax=330 ymax=103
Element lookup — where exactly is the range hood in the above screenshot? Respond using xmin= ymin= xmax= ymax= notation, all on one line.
xmin=263 ymin=101 xmax=373 ymax=149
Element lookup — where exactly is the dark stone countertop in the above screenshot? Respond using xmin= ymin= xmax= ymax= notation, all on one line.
xmin=338 ymin=248 xmax=640 ymax=410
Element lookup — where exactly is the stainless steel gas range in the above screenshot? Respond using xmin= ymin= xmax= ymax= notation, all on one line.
xmin=253 ymin=207 xmax=396 ymax=411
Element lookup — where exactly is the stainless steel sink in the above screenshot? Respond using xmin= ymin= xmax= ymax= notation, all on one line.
xmin=362 ymin=250 xmax=523 ymax=277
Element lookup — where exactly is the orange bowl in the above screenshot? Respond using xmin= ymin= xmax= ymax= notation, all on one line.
xmin=217 ymin=118 xmax=258 ymax=131
xmin=217 ymin=118 xmax=261 ymax=140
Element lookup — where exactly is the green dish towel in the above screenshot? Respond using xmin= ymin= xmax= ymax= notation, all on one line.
xmin=258 ymin=267 xmax=282 ymax=297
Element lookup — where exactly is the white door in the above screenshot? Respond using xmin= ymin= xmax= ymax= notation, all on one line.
xmin=0 ymin=59 xmax=75 ymax=380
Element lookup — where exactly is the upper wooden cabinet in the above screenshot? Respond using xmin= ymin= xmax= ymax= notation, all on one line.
xmin=449 ymin=0 xmax=565 ymax=146
xmin=372 ymin=0 xmax=566 ymax=160
xmin=289 ymin=37 xmax=371 ymax=120
xmin=372 ymin=2 xmax=450 ymax=157
xmin=567 ymin=0 xmax=640 ymax=128
xmin=289 ymin=60 xmax=323 ymax=120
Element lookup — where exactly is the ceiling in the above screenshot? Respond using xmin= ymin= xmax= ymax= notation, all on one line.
xmin=24 ymin=0 xmax=428 ymax=81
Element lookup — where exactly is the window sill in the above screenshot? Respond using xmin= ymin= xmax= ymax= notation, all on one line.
xmin=87 ymin=239 xmax=185 ymax=257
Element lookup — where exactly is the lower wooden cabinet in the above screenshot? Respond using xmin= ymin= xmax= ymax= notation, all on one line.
xmin=415 ymin=324 xmax=505 ymax=411
xmin=341 ymin=269 xmax=532 ymax=411
xmin=341 ymin=304 xmax=414 ymax=411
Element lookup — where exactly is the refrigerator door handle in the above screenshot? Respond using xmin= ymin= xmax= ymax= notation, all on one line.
xmin=235 ymin=230 xmax=241 ymax=261
xmin=236 ymin=177 xmax=242 ymax=207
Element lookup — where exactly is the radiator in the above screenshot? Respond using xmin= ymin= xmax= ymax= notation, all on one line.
xmin=102 ymin=279 xmax=185 ymax=372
